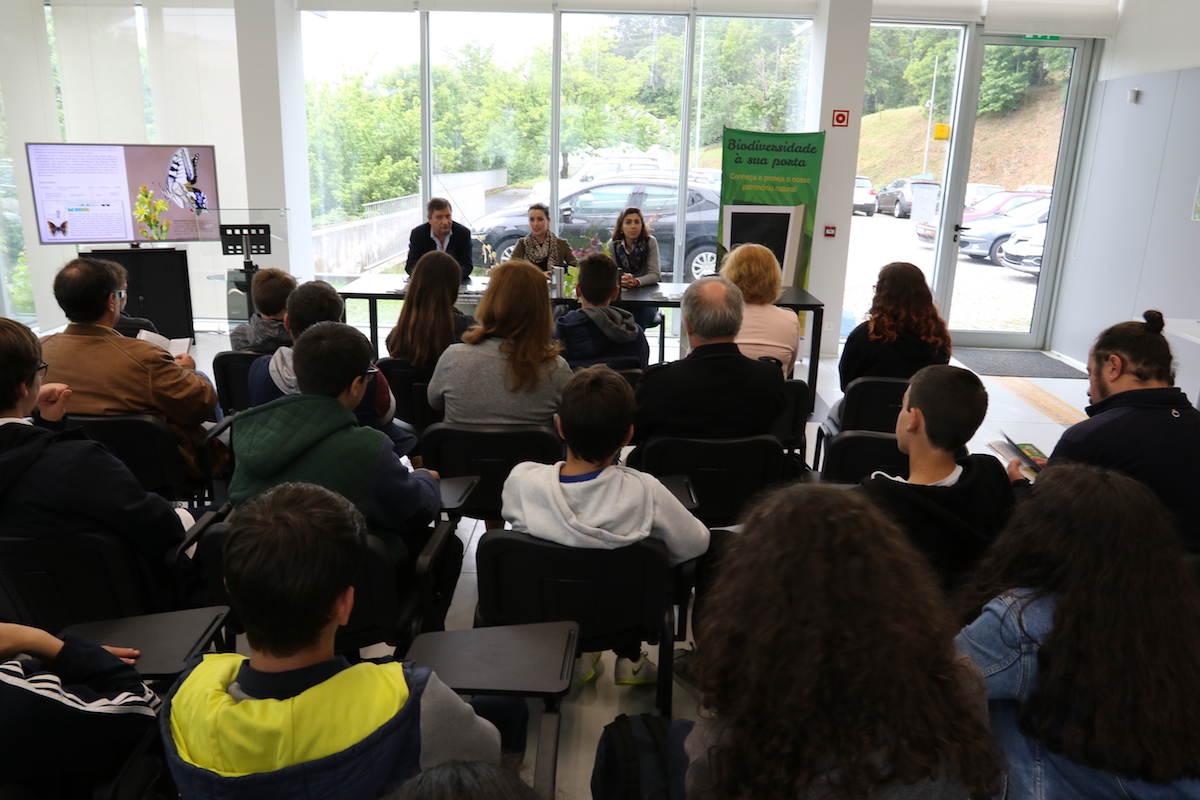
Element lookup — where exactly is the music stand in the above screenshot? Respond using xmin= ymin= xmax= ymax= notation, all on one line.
xmin=219 ymin=225 xmax=271 ymax=320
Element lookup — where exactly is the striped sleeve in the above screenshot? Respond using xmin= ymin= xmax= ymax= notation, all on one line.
xmin=0 ymin=634 xmax=160 ymax=719
xmin=0 ymin=635 xmax=159 ymax=780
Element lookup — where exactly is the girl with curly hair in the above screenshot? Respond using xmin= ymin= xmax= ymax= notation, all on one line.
xmin=687 ymin=484 xmax=999 ymax=800
xmin=427 ymin=259 xmax=570 ymax=428
xmin=385 ymin=251 xmax=476 ymax=369
xmin=957 ymin=463 xmax=1200 ymax=799
xmin=839 ymin=261 xmax=951 ymax=391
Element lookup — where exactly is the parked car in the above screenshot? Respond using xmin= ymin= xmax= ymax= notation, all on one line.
xmin=964 ymin=182 xmax=1004 ymax=208
xmin=877 ymin=176 xmax=941 ymax=219
xmin=915 ymin=191 xmax=1049 ymax=244
xmin=957 ymin=196 xmax=1051 ymax=266
xmin=853 ymin=176 xmax=876 ymax=216
xmin=1017 ymin=184 xmax=1054 ymax=194
xmin=530 ymin=155 xmax=669 ymax=201
xmin=471 ymin=174 xmax=720 ymax=282
xmin=1002 ymin=221 xmax=1046 ymax=274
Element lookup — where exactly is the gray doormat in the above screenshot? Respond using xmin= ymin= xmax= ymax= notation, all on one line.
xmin=953 ymin=348 xmax=1086 ymax=379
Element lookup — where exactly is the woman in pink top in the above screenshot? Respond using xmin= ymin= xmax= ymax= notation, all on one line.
xmin=719 ymin=243 xmax=800 ymax=375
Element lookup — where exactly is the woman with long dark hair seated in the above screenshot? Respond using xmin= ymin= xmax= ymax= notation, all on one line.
xmin=956 ymin=463 xmax=1200 ymax=799
xmin=427 ymin=259 xmax=571 ymax=428
xmin=841 ymin=261 xmax=951 ymax=391
xmin=385 ymin=251 xmax=476 ymax=370
xmin=608 ymin=206 xmax=659 ymax=330
xmin=686 ymin=484 xmax=999 ymax=800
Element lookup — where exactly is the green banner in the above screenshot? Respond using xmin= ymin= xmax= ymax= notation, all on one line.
xmin=720 ymin=128 xmax=825 ymax=288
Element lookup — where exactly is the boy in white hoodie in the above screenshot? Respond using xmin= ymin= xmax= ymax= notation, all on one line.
xmin=501 ymin=365 xmax=710 ymax=685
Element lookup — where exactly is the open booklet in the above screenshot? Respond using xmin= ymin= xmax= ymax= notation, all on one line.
xmin=987 ymin=432 xmax=1046 ymax=482
xmin=136 ymin=328 xmax=192 ymax=357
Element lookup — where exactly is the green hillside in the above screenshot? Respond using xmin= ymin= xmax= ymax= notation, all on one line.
xmin=696 ymin=84 xmax=1063 ymax=191
xmin=858 ymin=84 xmax=1064 ymax=189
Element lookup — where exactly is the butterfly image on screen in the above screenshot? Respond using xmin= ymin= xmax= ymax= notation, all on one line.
xmin=163 ymin=147 xmax=209 ymax=214
xmin=47 ymin=220 xmax=68 ymax=237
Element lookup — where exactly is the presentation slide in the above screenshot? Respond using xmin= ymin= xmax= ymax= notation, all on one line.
xmin=26 ymin=143 xmax=220 ymax=245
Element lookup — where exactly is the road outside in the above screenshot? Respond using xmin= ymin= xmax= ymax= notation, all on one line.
xmin=843 ymin=212 xmax=1040 ymax=335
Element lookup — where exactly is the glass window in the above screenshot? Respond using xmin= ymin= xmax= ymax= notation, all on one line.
xmin=558 ymin=13 xmax=686 ymax=259
xmin=845 ymin=24 xmax=963 ymax=333
xmin=0 ymin=92 xmax=33 ymax=322
xmin=302 ymin=11 xmax=422 ymax=282
xmin=430 ymin=11 xmax=552 ymax=277
xmin=640 ymin=183 xmax=678 ymax=215
xmin=570 ymin=185 xmax=636 ymax=217
xmin=686 ymin=16 xmax=813 ymax=281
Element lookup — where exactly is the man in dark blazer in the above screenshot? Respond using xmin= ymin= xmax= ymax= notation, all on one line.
xmin=633 ymin=276 xmax=785 ymax=449
xmin=405 ymin=197 xmax=474 ymax=282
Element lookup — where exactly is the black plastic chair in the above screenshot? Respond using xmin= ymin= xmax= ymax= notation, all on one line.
xmin=0 ymin=532 xmax=165 ymax=632
xmin=639 ymin=434 xmax=786 ymax=527
xmin=0 ymin=532 xmax=230 ymax=671
xmin=184 ymin=507 xmax=463 ymax=657
xmin=377 ymin=357 xmax=443 ymax=433
xmin=616 ymin=368 xmax=643 ymax=389
xmin=212 ymin=350 xmax=262 ymax=415
xmin=814 ymin=376 xmax=909 ymax=470
xmin=475 ymin=530 xmax=686 ymax=716
xmin=419 ymin=423 xmax=562 ymax=520
xmin=771 ymin=379 xmax=812 ymax=458
xmin=66 ymin=413 xmax=215 ymax=503
xmin=818 ymin=430 xmax=909 ymax=485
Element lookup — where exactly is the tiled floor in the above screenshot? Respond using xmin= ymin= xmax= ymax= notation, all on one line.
xmin=195 ymin=326 xmax=1090 ymax=797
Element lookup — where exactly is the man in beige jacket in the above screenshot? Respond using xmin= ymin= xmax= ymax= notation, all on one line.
xmin=40 ymin=257 xmax=217 ymax=476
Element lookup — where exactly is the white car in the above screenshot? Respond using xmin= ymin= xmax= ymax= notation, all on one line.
xmin=530 ymin=155 xmax=668 ymax=201
xmin=1002 ymin=222 xmax=1046 ymax=274
xmin=853 ymin=176 xmax=876 ymax=216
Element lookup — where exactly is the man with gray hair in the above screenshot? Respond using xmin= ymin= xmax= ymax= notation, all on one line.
xmin=632 ymin=276 xmax=785 ymax=447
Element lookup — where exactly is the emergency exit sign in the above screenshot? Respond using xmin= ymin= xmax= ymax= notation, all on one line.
xmin=1023 ymin=34 xmax=1061 ymax=40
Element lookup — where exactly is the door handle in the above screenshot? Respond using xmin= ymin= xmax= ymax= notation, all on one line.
xmin=954 ymin=224 xmax=970 ymax=232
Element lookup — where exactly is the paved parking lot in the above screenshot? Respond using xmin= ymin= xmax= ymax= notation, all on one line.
xmin=844 ymin=211 xmax=1040 ymax=334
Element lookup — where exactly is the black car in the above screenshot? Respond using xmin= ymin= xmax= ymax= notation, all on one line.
xmin=470 ymin=174 xmax=721 ymax=282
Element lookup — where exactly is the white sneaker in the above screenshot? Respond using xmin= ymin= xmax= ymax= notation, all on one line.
xmin=614 ymin=653 xmax=658 ymax=685
xmin=574 ymin=651 xmax=603 ymax=688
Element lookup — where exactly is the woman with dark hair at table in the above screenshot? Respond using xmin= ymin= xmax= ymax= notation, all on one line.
xmin=385 ymin=251 xmax=476 ymax=370
xmin=608 ymin=206 xmax=660 ymax=330
xmin=685 ymin=483 xmax=999 ymax=800
xmin=840 ymin=261 xmax=951 ymax=391
xmin=957 ymin=463 xmax=1200 ymax=799
xmin=428 ymin=260 xmax=571 ymax=428
xmin=510 ymin=204 xmax=575 ymax=275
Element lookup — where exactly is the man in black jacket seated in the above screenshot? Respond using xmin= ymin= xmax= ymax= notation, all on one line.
xmin=859 ymin=365 xmax=1013 ymax=590
xmin=632 ymin=276 xmax=785 ymax=455
xmin=1006 ymin=310 xmax=1200 ymax=550
xmin=404 ymin=197 xmax=473 ymax=282
xmin=0 ymin=317 xmax=185 ymax=603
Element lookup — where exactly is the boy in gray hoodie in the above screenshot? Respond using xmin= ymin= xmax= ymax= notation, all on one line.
xmin=555 ymin=253 xmax=649 ymax=370
xmin=501 ymin=365 xmax=709 ymax=685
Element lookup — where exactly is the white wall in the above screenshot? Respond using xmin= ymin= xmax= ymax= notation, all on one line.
xmin=805 ymin=0 xmax=871 ymax=357
xmin=1048 ymin=65 xmax=1200 ymax=392
xmin=1099 ymin=0 xmax=1200 ymax=81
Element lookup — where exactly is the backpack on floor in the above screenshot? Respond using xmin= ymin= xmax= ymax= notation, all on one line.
xmin=592 ymin=713 xmax=691 ymax=800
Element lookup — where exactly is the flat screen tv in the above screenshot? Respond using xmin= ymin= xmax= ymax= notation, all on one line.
xmin=25 ymin=142 xmax=221 ymax=246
